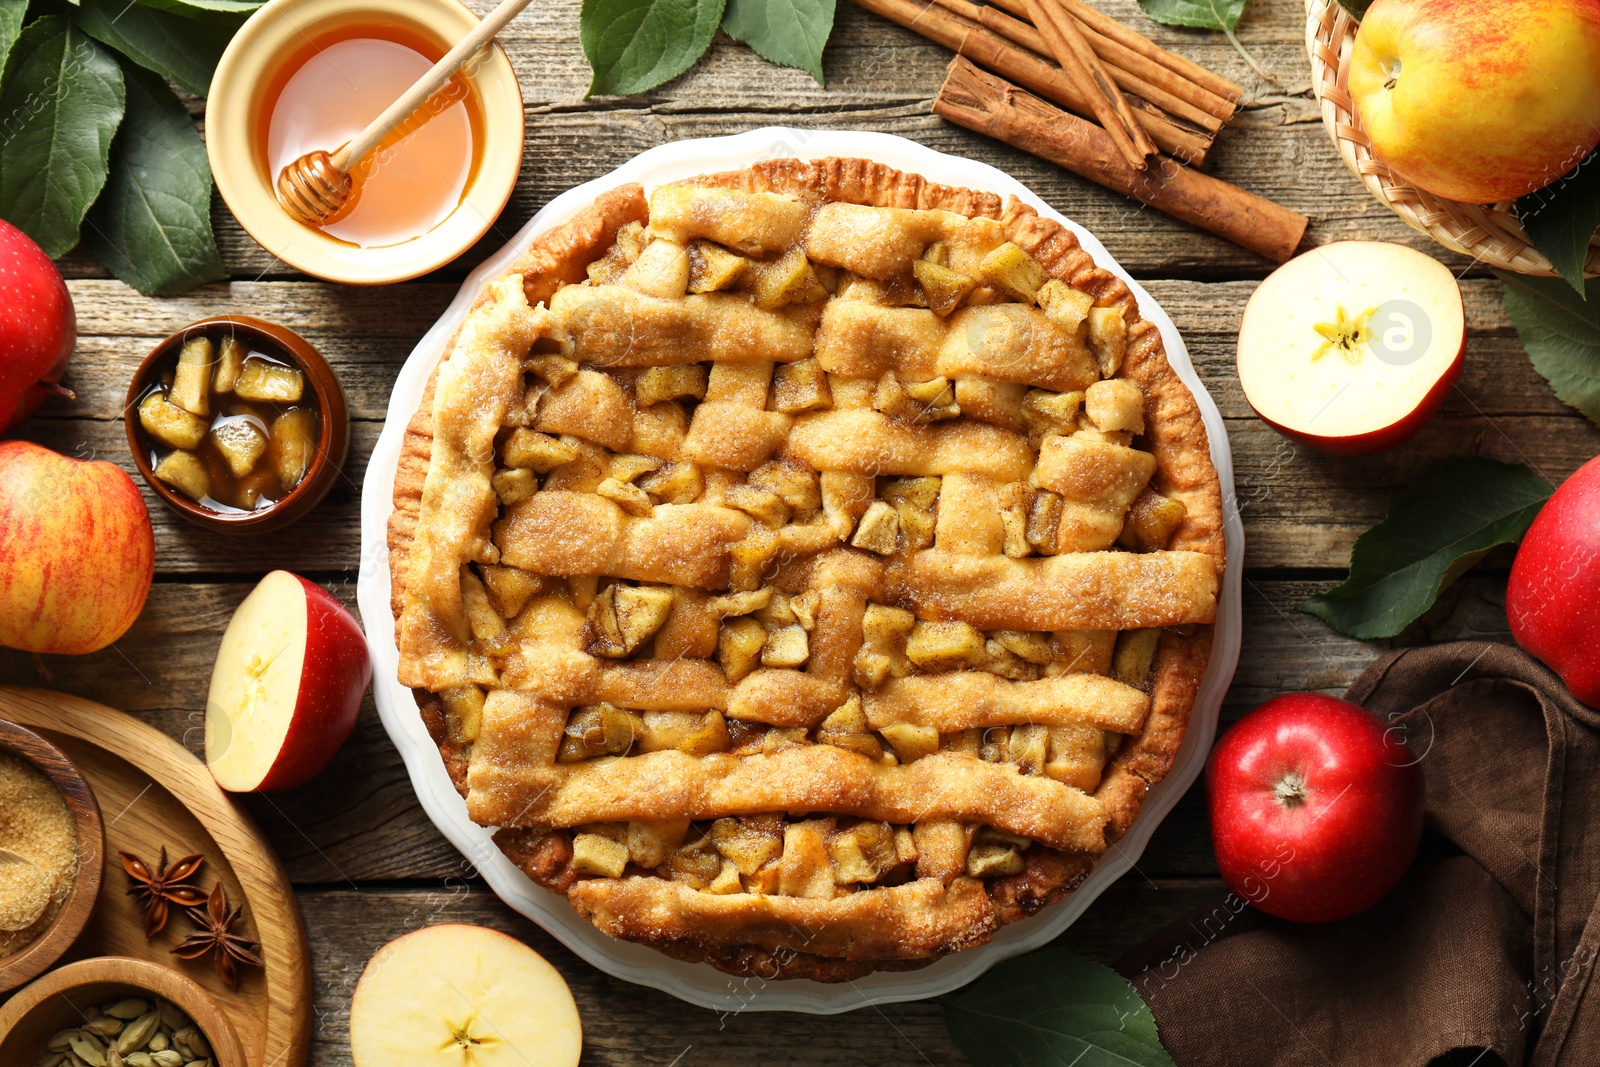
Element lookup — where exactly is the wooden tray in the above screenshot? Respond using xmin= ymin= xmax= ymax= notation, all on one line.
xmin=0 ymin=687 xmax=311 ymax=1067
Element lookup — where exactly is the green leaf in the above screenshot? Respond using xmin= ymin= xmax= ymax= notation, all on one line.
xmin=84 ymin=60 xmax=224 ymax=294
xmin=1516 ymin=150 xmax=1600 ymax=295
xmin=76 ymin=0 xmax=243 ymax=96
xmin=1300 ymin=458 xmax=1552 ymax=639
xmin=944 ymin=948 xmax=1177 ymax=1067
xmin=580 ymin=0 xmax=725 ymax=96
xmin=1333 ymin=0 xmax=1372 ymax=19
xmin=0 ymin=17 xmax=125 ymax=257
xmin=134 ymin=0 xmax=265 ymax=19
xmin=0 ymin=0 xmax=25 ymax=80
xmin=1136 ymin=0 xmax=1245 ymax=31
xmin=722 ymin=0 xmax=833 ymax=84
xmin=1500 ymin=271 xmax=1600 ymax=425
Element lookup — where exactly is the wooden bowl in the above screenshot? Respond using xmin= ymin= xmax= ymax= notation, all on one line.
xmin=1305 ymin=0 xmax=1599 ymax=278
xmin=0 ymin=719 xmax=104 ymax=996
xmin=0 ymin=956 xmax=247 ymax=1067
xmin=124 ymin=315 xmax=351 ymax=535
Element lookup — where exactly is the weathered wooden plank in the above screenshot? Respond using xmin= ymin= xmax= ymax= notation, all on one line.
xmin=294 ymin=878 xmax=1225 ymax=1066
xmin=0 ymin=575 xmax=1512 ymax=882
xmin=47 ymin=278 xmax=1554 ymax=427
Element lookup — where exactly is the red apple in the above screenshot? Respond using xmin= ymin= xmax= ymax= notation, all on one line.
xmin=1350 ymin=0 xmax=1600 ymax=204
xmin=0 ymin=440 xmax=154 ymax=654
xmin=205 ymin=570 xmax=372 ymax=792
xmin=1237 ymin=241 xmax=1465 ymax=456
xmin=0 ymin=220 xmax=76 ymax=434
xmin=1507 ymin=455 xmax=1600 ymax=706
xmin=1207 ymin=693 xmax=1425 ymax=923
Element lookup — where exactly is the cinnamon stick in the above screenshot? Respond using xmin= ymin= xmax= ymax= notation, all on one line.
xmin=933 ymin=0 xmax=1232 ymax=129
xmin=994 ymin=0 xmax=1244 ymax=104
xmin=1026 ymin=0 xmax=1157 ymax=169
xmin=935 ymin=57 xmax=1306 ymax=263
xmin=851 ymin=0 xmax=1214 ymax=165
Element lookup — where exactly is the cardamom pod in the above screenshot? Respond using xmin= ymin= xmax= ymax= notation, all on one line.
xmin=116 ymin=1013 xmax=160 ymax=1056
xmin=150 ymin=1051 xmax=184 ymax=1067
xmin=68 ymin=1032 xmax=107 ymax=1067
xmin=105 ymin=1000 xmax=151 ymax=1021
xmin=87 ymin=1018 xmax=124 ymax=1037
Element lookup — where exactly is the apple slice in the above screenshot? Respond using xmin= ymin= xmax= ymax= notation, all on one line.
xmin=349 ymin=924 xmax=582 ymax=1067
xmin=206 ymin=570 xmax=372 ymax=792
xmin=1236 ymin=241 xmax=1465 ymax=456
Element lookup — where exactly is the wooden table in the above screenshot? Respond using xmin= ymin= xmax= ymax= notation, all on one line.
xmin=5 ymin=0 xmax=1592 ymax=1062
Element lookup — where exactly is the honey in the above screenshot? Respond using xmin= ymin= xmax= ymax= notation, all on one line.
xmin=263 ymin=27 xmax=482 ymax=247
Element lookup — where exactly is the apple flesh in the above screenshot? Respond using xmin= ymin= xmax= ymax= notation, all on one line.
xmin=1350 ymin=0 xmax=1600 ymax=204
xmin=349 ymin=924 xmax=582 ymax=1067
xmin=206 ymin=570 xmax=372 ymax=792
xmin=1207 ymin=693 xmax=1425 ymax=923
xmin=1236 ymin=241 xmax=1465 ymax=456
xmin=0 ymin=219 xmax=75 ymax=433
xmin=0 ymin=440 xmax=154 ymax=654
xmin=1507 ymin=455 xmax=1600 ymax=707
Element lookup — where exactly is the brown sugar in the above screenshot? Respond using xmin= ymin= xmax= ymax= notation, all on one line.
xmin=0 ymin=750 xmax=79 ymax=958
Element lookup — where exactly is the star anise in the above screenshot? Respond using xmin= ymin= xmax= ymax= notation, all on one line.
xmin=121 ymin=848 xmax=207 ymax=938
xmin=172 ymin=883 xmax=264 ymax=990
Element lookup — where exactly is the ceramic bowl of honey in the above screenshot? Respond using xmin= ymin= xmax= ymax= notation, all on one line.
xmin=207 ymin=0 xmax=524 ymax=284
xmin=125 ymin=316 xmax=350 ymax=534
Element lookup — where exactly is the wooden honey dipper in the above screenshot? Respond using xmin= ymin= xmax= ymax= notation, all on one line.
xmin=275 ymin=0 xmax=535 ymax=227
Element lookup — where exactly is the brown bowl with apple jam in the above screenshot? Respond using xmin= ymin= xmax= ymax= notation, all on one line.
xmin=124 ymin=316 xmax=349 ymax=534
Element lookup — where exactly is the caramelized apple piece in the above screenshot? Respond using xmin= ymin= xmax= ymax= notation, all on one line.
xmin=709 ymin=816 xmax=783 ymax=876
xmin=905 ymin=619 xmax=987 ymax=671
xmin=1113 ymin=628 xmax=1162 ymax=689
xmin=637 ymin=710 xmax=731 ymax=755
xmin=635 ymin=364 xmax=708 ymax=406
xmin=492 ymin=467 xmax=538 ymax=506
xmin=558 ymin=704 xmax=640 ymax=762
xmin=752 ymin=248 xmax=826 ymax=310
xmin=170 ymin=336 xmax=213 ymax=416
xmin=1085 ymin=378 xmax=1145 ymax=434
xmin=234 ymin=357 xmax=304 ymax=403
xmin=718 ymin=617 xmax=768 ymax=682
xmin=829 ymin=821 xmax=900 ymax=884
xmin=587 ymin=583 xmax=673 ymax=657
xmin=270 ymin=407 xmax=316 ymax=490
xmin=881 ymin=477 xmax=940 ymax=550
xmin=1088 ymin=305 xmax=1128 ymax=377
xmin=816 ymin=696 xmax=883 ymax=760
xmin=212 ymin=336 xmax=247 ymax=394
xmin=211 ymin=418 xmax=267 ymax=478
xmin=1122 ymin=489 xmax=1188 ymax=550
xmin=441 ymin=686 xmax=485 ymax=745
xmin=479 ymin=564 xmax=543 ymax=618
xmin=571 ymin=832 xmax=629 ymax=878
xmin=138 ymin=392 xmax=207 ymax=450
xmin=912 ymin=257 xmax=976 ymax=317
xmin=686 ymin=240 xmax=750 ymax=293
xmin=979 ymin=242 xmax=1047 ymax=303
xmin=853 ymin=603 xmax=915 ymax=687
xmin=724 ymin=483 xmax=789 ymax=529
xmin=770 ymin=358 xmax=832 ymax=414
xmin=761 ymin=624 xmax=810 ymax=668
xmin=502 ymin=429 xmax=578 ymax=472
xmin=596 ymin=477 xmax=654 ymax=518
xmin=153 ymin=449 xmax=209 ymax=502
xmin=965 ymin=842 xmax=1026 ymax=878
xmin=232 ymin=466 xmax=280 ymax=510
xmin=850 ymin=500 xmax=900 ymax=555
xmin=639 ymin=460 xmax=704 ymax=505
xmin=627 ymin=818 xmax=690 ymax=869
xmin=880 ymin=722 xmax=939 ymax=764
xmin=1037 ymin=279 xmax=1094 ymax=331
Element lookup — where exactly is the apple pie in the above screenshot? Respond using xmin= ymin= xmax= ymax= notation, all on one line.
xmin=389 ymin=157 xmax=1224 ymax=981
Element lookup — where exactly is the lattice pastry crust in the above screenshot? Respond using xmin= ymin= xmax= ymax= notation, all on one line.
xmin=389 ymin=158 xmax=1224 ymax=982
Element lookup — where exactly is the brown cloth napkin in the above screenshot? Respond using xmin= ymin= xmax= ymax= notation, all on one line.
xmin=1117 ymin=642 xmax=1600 ymax=1067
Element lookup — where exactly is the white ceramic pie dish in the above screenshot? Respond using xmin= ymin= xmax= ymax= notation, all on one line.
xmin=357 ymin=127 xmax=1244 ymax=1014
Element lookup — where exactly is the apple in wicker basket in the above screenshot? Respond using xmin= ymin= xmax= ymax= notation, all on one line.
xmin=1236 ymin=241 xmax=1465 ymax=456
xmin=1348 ymin=0 xmax=1600 ymax=204
xmin=205 ymin=570 xmax=372 ymax=792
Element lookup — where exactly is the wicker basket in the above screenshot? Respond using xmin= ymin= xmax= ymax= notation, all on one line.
xmin=1306 ymin=0 xmax=1600 ymax=278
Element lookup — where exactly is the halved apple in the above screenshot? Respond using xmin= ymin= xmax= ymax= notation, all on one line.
xmin=349 ymin=924 xmax=582 ymax=1067
xmin=1236 ymin=241 xmax=1465 ymax=456
xmin=205 ymin=570 xmax=372 ymax=792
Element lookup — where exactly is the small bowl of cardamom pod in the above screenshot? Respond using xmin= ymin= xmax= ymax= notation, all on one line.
xmin=0 ymin=956 xmax=245 ymax=1067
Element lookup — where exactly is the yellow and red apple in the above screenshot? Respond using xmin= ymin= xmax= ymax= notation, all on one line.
xmin=1507 ymin=456 xmax=1600 ymax=706
xmin=1350 ymin=0 xmax=1600 ymax=203
xmin=1236 ymin=241 xmax=1465 ymax=456
xmin=205 ymin=570 xmax=372 ymax=793
xmin=0 ymin=441 xmax=155 ymax=654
